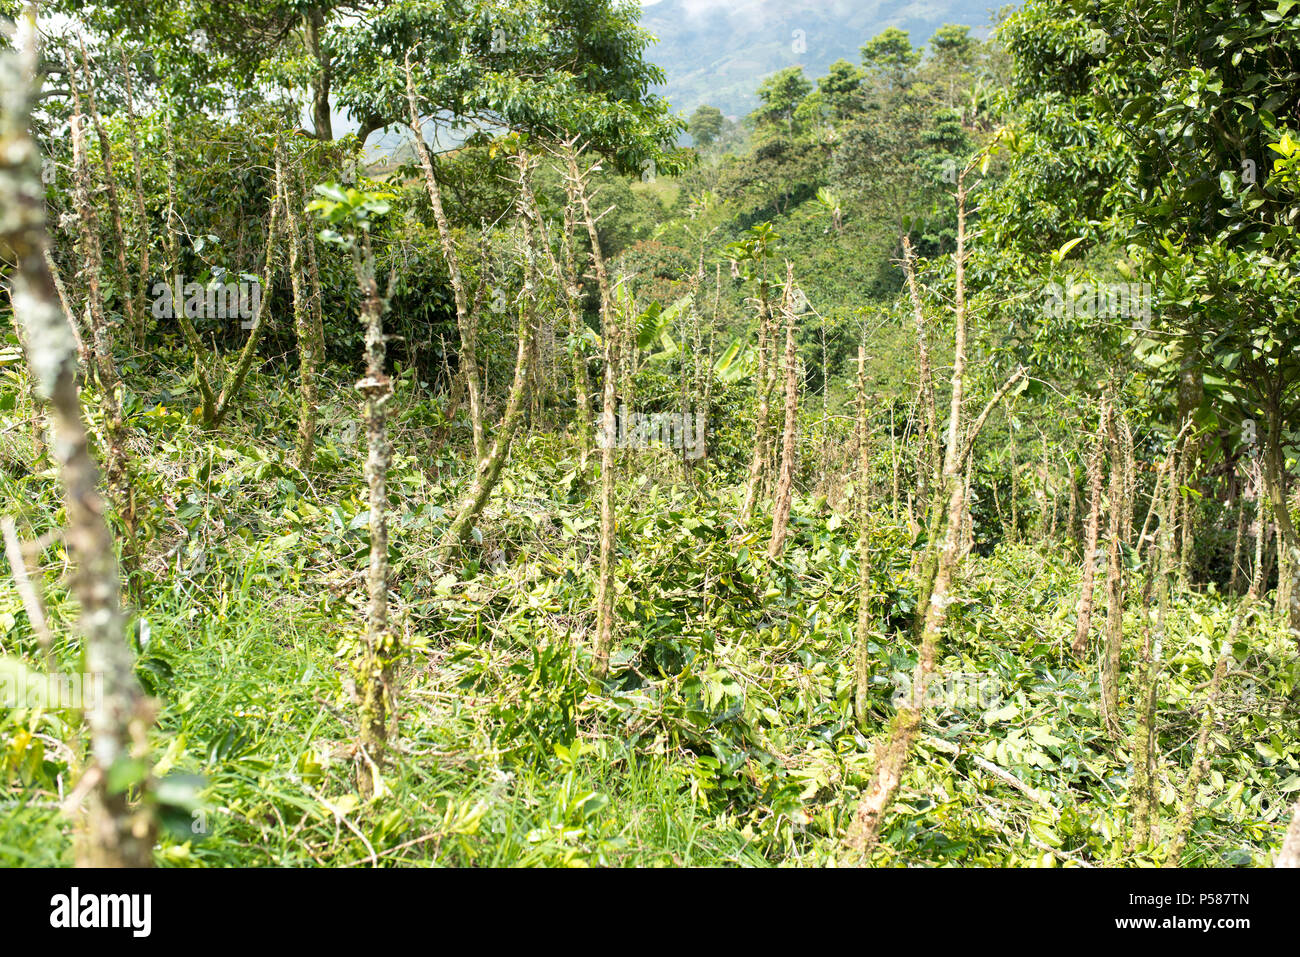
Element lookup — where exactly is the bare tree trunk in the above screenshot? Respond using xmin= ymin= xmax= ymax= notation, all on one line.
xmin=901 ymin=235 xmax=939 ymax=506
xmin=72 ymin=44 xmax=142 ymax=348
xmin=1073 ymin=401 xmax=1108 ymax=655
xmin=437 ymin=151 xmax=540 ymax=562
xmin=1119 ymin=412 xmax=1136 ymax=538
xmin=296 ymin=163 xmax=328 ymax=367
xmin=42 ymin=247 xmax=91 ymax=375
xmin=1250 ymin=460 xmax=1266 ymax=600
xmin=845 ymin=172 xmax=1023 ymax=858
xmin=1164 ymin=609 xmax=1247 ymax=865
xmin=351 ymin=233 xmax=396 ymax=797
xmin=853 ymin=345 xmax=873 ymax=729
xmin=405 ymin=56 xmax=485 ymax=464
xmin=304 ymin=9 xmax=334 ymax=141
xmin=1262 ymin=396 xmax=1300 ymax=646
xmin=1132 ymin=450 xmax=1176 ymax=851
xmin=211 ymin=156 xmax=283 ymax=426
xmin=739 ymin=273 xmax=774 ymax=526
xmin=561 ymin=148 xmax=620 ymax=676
xmin=69 ymin=80 xmax=141 ymax=581
xmin=703 ymin=263 xmax=720 ymax=460
xmin=162 ymin=107 xmax=217 ymax=423
xmin=1229 ymin=487 xmax=1246 ymax=594
xmin=558 ymin=169 xmax=593 ymax=471
xmin=1 ymin=15 xmax=156 ymax=866
xmin=593 ymin=331 xmax=618 ymax=677
xmin=1137 ymin=443 xmax=1176 ymax=568
xmin=890 ymin=406 xmax=900 ymax=524
xmin=1007 ymin=416 xmax=1019 ymax=543
xmin=768 ymin=264 xmax=800 ymax=559
xmin=117 ymin=49 xmax=151 ymax=347
xmin=1178 ymin=436 xmax=1198 ymax=584
xmin=282 ymin=154 xmax=319 ymax=470
xmin=1101 ymin=407 xmax=1125 ymax=737
xmin=959 ymin=454 xmax=975 ymax=560
xmin=1278 ymin=524 xmax=1294 ymax=620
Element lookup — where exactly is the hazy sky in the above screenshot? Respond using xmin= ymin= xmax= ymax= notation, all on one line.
xmin=641 ymin=0 xmax=762 ymax=14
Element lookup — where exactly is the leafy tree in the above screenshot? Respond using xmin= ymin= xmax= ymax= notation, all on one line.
xmin=998 ymin=0 xmax=1300 ymax=638
xmin=752 ymin=66 xmax=812 ymax=139
xmin=68 ymin=0 xmax=685 ymax=172
xmin=689 ymin=104 xmax=724 ymax=148
xmin=930 ymin=23 xmax=976 ymax=70
xmin=861 ymin=27 xmax=921 ymax=90
xmin=62 ymin=0 xmax=339 ymax=122
xmin=334 ymin=0 xmax=684 ymax=173
xmin=817 ymin=58 xmax=865 ymax=122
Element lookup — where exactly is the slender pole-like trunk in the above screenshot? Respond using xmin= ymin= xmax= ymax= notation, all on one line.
xmin=557 ymin=179 xmax=593 ymax=470
xmin=1164 ymin=609 xmax=1247 ymax=865
xmin=562 ymin=148 xmax=620 ymax=676
xmin=1178 ymin=437 xmax=1198 ymax=584
xmin=1007 ymin=416 xmax=1019 ymax=543
xmin=739 ymin=273 xmax=774 ymax=525
xmin=304 ymin=9 xmax=334 ymax=141
xmin=211 ymin=155 xmax=283 ymax=426
xmin=1278 ymin=524 xmax=1294 ymax=620
xmin=73 ymin=44 xmax=142 ymax=348
xmin=405 ymin=56 xmax=485 ymax=463
xmin=1072 ymin=401 xmax=1108 ymax=656
xmin=437 ymin=152 xmax=540 ymax=562
xmin=853 ymin=346 xmax=873 ymax=729
xmin=351 ymin=232 xmax=396 ymax=797
xmin=1132 ymin=450 xmax=1176 ymax=851
xmin=1229 ymin=483 xmax=1246 ymax=594
xmin=43 ymin=247 xmax=91 ymax=375
xmin=2 ymin=14 xmax=156 ymax=866
xmin=702 ymin=263 xmax=720 ymax=458
xmin=910 ymin=175 xmax=975 ymax=637
xmin=1262 ymin=397 xmax=1300 ymax=646
xmin=162 ymin=108 xmax=217 ymax=423
xmin=69 ymin=80 xmax=141 ymax=581
xmin=846 ymin=173 xmax=1025 ymax=858
xmin=593 ymin=331 xmax=618 ymax=677
xmin=282 ymin=155 xmax=319 ymax=470
xmin=959 ymin=454 xmax=975 ymax=559
xmin=1249 ymin=461 xmax=1267 ymax=600
xmin=117 ymin=49 xmax=151 ymax=347
xmin=1066 ymin=464 xmax=1080 ymax=545
xmin=296 ymin=163 xmax=327 ymax=365
xmin=901 ymin=235 xmax=940 ymax=507
xmin=768 ymin=264 xmax=800 ymax=559
xmin=890 ymin=406 xmax=900 ymax=524
xmin=1101 ymin=405 xmax=1128 ymax=738
xmin=1137 ymin=444 xmax=1176 ymax=567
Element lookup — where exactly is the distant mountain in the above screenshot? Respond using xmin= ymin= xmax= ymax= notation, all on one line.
xmin=638 ymin=0 xmax=1002 ymax=119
